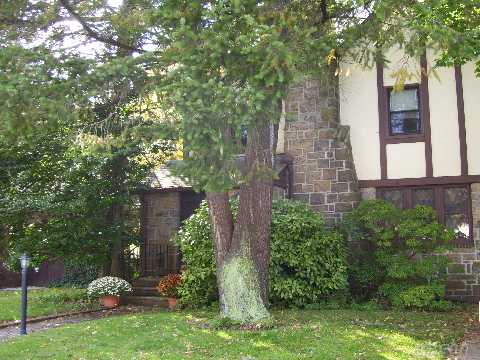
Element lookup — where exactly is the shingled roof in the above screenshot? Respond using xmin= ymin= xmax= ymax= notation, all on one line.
xmin=146 ymin=161 xmax=192 ymax=191
xmin=144 ymin=154 xmax=293 ymax=193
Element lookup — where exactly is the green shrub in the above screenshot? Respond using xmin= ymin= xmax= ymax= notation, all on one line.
xmin=50 ymin=259 xmax=100 ymax=288
xmin=269 ymin=200 xmax=347 ymax=306
xmin=342 ymin=200 xmax=454 ymax=311
xmin=176 ymin=199 xmax=348 ymax=307
xmin=174 ymin=202 xmax=217 ymax=307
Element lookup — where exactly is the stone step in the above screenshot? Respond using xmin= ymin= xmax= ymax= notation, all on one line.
xmin=121 ymin=295 xmax=169 ymax=307
xmin=133 ymin=277 xmax=161 ymax=288
xmin=133 ymin=287 xmax=161 ymax=297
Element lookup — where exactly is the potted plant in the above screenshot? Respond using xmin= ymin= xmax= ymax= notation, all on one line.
xmin=87 ymin=276 xmax=132 ymax=308
xmin=157 ymin=273 xmax=181 ymax=309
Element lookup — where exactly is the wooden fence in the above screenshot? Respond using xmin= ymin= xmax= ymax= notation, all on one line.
xmin=0 ymin=261 xmax=65 ymax=288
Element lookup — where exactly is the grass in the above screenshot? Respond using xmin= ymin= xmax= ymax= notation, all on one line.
xmin=0 ymin=306 xmax=475 ymax=359
xmin=0 ymin=288 xmax=98 ymax=323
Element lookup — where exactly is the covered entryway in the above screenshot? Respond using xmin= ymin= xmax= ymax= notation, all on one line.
xmin=126 ymin=157 xmax=292 ymax=305
xmin=126 ymin=165 xmax=204 ymax=305
xmin=138 ymin=166 xmax=204 ymax=277
xmin=137 ymin=155 xmax=292 ymax=278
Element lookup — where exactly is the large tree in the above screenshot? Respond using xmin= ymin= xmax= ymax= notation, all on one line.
xmin=1 ymin=0 xmax=478 ymax=322
xmin=0 ymin=60 xmax=176 ymax=275
xmin=0 ymin=1 xmax=177 ymax=276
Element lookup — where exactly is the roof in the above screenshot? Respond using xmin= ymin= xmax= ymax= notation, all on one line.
xmin=144 ymin=154 xmax=293 ymax=192
xmin=146 ymin=161 xmax=192 ymax=191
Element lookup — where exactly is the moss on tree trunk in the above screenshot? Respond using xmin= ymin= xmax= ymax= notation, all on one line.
xmin=219 ymin=254 xmax=269 ymax=322
xmin=206 ymin=121 xmax=274 ymax=323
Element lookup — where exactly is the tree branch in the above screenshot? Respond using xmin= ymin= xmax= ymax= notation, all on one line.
xmin=58 ymin=0 xmax=144 ymax=53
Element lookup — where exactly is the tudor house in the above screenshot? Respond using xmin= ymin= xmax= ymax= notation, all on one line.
xmin=137 ymin=48 xmax=480 ymax=302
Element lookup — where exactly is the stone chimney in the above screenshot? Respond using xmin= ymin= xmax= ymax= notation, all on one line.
xmin=283 ymin=76 xmax=361 ymax=226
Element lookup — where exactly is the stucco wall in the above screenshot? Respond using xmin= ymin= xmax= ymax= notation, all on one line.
xmin=386 ymin=143 xmax=426 ymax=179
xmin=427 ymin=52 xmax=461 ymax=177
xmin=462 ymin=62 xmax=480 ymax=176
xmin=383 ymin=47 xmax=420 ymax=87
xmin=340 ymin=50 xmax=478 ymax=181
xmin=339 ymin=63 xmax=381 ymax=180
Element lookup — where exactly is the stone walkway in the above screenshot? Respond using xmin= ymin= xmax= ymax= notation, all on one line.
xmin=0 ymin=311 xmax=105 ymax=342
xmin=0 ymin=305 xmax=158 ymax=342
xmin=455 ymin=328 xmax=480 ymax=360
xmin=460 ymin=342 xmax=480 ymax=360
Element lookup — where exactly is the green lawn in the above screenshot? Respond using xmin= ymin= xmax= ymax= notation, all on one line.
xmin=0 ymin=288 xmax=98 ymax=323
xmin=0 ymin=307 xmax=474 ymax=359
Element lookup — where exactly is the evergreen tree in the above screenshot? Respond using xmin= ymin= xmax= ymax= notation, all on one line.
xmin=1 ymin=0 xmax=477 ymax=322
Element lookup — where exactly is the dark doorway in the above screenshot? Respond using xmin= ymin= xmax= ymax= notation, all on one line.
xmin=140 ymin=190 xmax=205 ymax=277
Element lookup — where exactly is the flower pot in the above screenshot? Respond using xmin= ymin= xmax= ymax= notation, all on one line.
xmin=167 ymin=297 xmax=177 ymax=309
xmin=99 ymin=295 xmax=120 ymax=308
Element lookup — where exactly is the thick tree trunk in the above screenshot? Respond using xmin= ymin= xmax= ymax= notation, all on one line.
xmin=207 ymin=120 xmax=274 ymax=322
xmin=206 ymin=192 xmax=233 ymax=314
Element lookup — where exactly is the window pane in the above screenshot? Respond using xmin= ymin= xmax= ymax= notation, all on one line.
xmin=444 ymin=187 xmax=470 ymax=243
xmin=445 ymin=213 xmax=470 ymax=238
xmin=444 ymin=187 xmax=468 ymax=214
xmin=390 ymin=88 xmax=419 ymax=111
xmin=390 ymin=111 xmax=421 ymax=135
xmin=381 ymin=189 xmax=404 ymax=209
xmin=412 ymin=188 xmax=434 ymax=208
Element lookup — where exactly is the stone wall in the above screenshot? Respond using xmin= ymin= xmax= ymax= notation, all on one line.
xmin=284 ymin=77 xmax=361 ymax=226
xmin=445 ymin=183 xmax=480 ymax=302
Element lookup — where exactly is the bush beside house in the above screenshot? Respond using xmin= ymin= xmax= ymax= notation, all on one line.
xmin=176 ymin=200 xmax=348 ymax=307
xmin=342 ymin=200 xmax=455 ymax=310
xmin=176 ymin=198 xmax=455 ymax=311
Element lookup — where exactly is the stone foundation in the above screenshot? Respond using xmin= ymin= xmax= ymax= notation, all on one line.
xmin=284 ymin=77 xmax=360 ymax=226
xmin=445 ymin=183 xmax=480 ymax=302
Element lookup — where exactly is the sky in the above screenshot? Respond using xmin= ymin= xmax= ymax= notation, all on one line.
xmin=45 ymin=0 xmax=127 ymax=57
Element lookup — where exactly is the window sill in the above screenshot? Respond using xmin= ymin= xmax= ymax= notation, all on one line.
xmin=385 ymin=134 xmax=425 ymax=144
xmin=451 ymin=237 xmax=475 ymax=249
